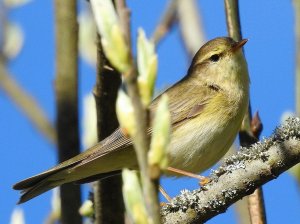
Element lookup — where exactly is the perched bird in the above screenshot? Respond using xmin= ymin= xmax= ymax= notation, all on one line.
xmin=14 ymin=37 xmax=249 ymax=203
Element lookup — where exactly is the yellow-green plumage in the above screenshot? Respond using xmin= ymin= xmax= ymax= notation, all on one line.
xmin=13 ymin=37 xmax=249 ymax=203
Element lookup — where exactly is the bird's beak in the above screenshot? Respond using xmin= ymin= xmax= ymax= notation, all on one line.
xmin=232 ymin=39 xmax=248 ymax=52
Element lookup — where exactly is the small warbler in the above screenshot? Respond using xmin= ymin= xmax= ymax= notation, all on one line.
xmin=14 ymin=37 xmax=249 ymax=203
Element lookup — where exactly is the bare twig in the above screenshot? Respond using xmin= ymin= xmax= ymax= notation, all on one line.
xmin=235 ymin=198 xmax=251 ymax=224
xmin=0 ymin=64 xmax=56 ymax=144
xmin=291 ymin=0 xmax=300 ymax=189
xmin=0 ymin=4 xmax=56 ymax=144
xmin=115 ymin=0 xmax=131 ymax=49
xmin=0 ymin=2 xmax=6 ymax=50
xmin=151 ymin=0 xmax=178 ymax=46
xmin=223 ymin=147 xmax=251 ymax=224
xmin=247 ymin=188 xmax=266 ymax=224
xmin=246 ymin=112 xmax=266 ymax=224
xmin=44 ymin=212 xmax=59 ymax=224
xmin=294 ymin=1 xmax=300 ymax=121
xmin=224 ymin=0 xmax=242 ymax=41
xmin=54 ymin=1 xmax=81 ymax=223
xmin=161 ymin=117 xmax=300 ymax=223
xmin=224 ymin=1 xmax=266 ymax=223
xmin=177 ymin=0 xmax=206 ymax=58
xmin=93 ymin=35 xmax=124 ymax=223
xmin=125 ymin=71 xmax=161 ymax=224
xmin=116 ymin=1 xmax=161 ymax=222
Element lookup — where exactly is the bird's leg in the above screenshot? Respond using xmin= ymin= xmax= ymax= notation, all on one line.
xmin=159 ymin=185 xmax=172 ymax=203
xmin=167 ymin=166 xmax=210 ymax=185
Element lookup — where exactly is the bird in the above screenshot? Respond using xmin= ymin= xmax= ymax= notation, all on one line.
xmin=13 ymin=37 xmax=249 ymax=204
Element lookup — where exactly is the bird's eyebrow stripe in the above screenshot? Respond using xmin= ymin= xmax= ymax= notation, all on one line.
xmin=208 ymin=51 xmax=223 ymax=58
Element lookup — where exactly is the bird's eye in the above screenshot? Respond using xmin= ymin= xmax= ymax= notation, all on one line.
xmin=209 ymin=54 xmax=220 ymax=62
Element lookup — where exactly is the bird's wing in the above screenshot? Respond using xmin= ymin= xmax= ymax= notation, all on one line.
xmin=13 ymin=80 xmax=217 ymax=193
xmin=150 ymin=81 xmax=217 ymax=127
xmin=82 ymin=81 xmax=218 ymax=165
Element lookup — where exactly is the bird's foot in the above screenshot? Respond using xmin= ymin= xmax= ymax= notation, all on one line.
xmin=167 ymin=166 xmax=211 ymax=186
xmin=159 ymin=185 xmax=172 ymax=202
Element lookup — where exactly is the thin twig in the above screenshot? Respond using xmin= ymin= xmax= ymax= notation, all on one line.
xmin=0 ymin=1 xmax=56 ymax=145
xmin=116 ymin=1 xmax=161 ymax=222
xmin=246 ymin=112 xmax=266 ymax=224
xmin=0 ymin=64 xmax=56 ymax=144
xmin=177 ymin=0 xmax=206 ymax=58
xmin=294 ymin=1 xmax=300 ymax=119
xmin=151 ymin=0 xmax=178 ymax=46
xmin=125 ymin=72 xmax=161 ymax=224
xmin=223 ymin=146 xmax=251 ymax=224
xmin=44 ymin=212 xmax=59 ymax=224
xmin=115 ymin=0 xmax=131 ymax=49
xmin=54 ymin=0 xmax=81 ymax=223
xmin=93 ymin=35 xmax=124 ymax=223
xmin=0 ymin=1 xmax=6 ymax=50
xmin=224 ymin=0 xmax=242 ymax=41
xmin=291 ymin=0 xmax=300 ymax=189
xmin=234 ymin=198 xmax=251 ymax=224
xmin=247 ymin=188 xmax=266 ymax=224
xmin=224 ymin=1 xmax=266 ymax=223
xmin=161 ymin=117 xmax=300 ymax=223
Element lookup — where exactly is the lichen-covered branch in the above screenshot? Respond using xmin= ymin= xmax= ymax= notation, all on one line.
xmin=161 ymin=117 xmax=300 ymax=223
xmin=54 ymin=0 xmax=81 ymax=223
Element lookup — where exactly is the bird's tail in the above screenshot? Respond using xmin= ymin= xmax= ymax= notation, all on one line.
xmin=13 ymin=129 xmax=135 ymax=203
xmin=13 ymin=161 xmax=79 ymax=204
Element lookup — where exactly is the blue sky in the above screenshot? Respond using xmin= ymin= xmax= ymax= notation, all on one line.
xmin=1 ymin=0 xmax=299 ymax=223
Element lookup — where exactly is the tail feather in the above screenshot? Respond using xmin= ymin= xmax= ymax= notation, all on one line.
xmin=74 ymin=170 xmax=121 ymax=184
xmin=16 ymin=169 xmax=122 ymax=204
xmin=13 ymin=129 xmax=136 ymax=203
xmin=13 ymin=161 xmax=80 ymax=190
xmin=17 ymin=176 xmax=64 ymax=204
xmin=14 ymin=160 xmax=83 ymax=204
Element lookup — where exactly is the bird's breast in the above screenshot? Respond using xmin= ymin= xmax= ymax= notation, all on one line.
xmin=166 ymin=92 xmax=248 ymax=175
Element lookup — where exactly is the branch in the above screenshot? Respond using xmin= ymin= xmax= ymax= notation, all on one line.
xmin=0 ymin=63 xmax=56 ymax=144
xmin=151 ymin=0 xmax=177 ymax=46
xmin=224 ymin=1 xmax=266 ymax=223
xmin=92 ymin=35 xmax=124 ymax=223
xmin=177 ymin=0 xmax=206 ymax=58
xmin=124 ymin=63 xmax=161 ymax=224
xmin=247 ymin=188 xmax=266 ymax=224
xmin=291 ymin=0 xmax=300 ymax=188
xmin=0 ymin=7 xmax=56 ymax=144
xmin=114 ymin=1 xmax=161 ymax=223
xmin=224 ymin=0 xmax=242 ymax=41
xmin=115 ymin=0 xmax=131 ymax=49
xmin=294 ymin=0 xmax=300 ymax=119
xmin=234 ymin=198 xmax=251 ymax=224
xmin=54 ymin=0 xmax=81 ymax=223
xmin=161 ymin=117 xmax=300 ymax=223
